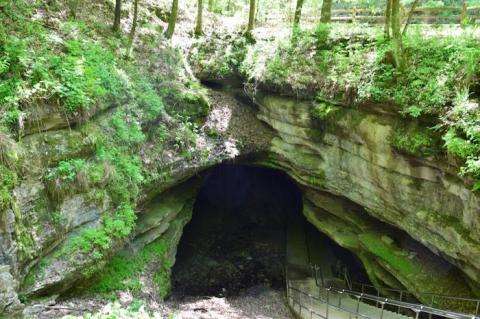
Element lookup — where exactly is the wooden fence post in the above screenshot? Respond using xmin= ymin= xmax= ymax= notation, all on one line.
xmin=461 ymin=1 xmax=468 ymax=27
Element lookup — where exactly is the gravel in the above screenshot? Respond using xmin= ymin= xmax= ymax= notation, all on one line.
xmin=165 ymin=286 xmax=293 ymax=319
xmin=25 ymin=286 xmax=293 ymax=319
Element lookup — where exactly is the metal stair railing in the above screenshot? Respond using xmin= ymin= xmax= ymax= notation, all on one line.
xmin=287 ymin=284 xmax=375 ymax=319
xmin=285 ymin=264 xmax=480 ymax=319
xmin=286 ymin=268 xmax=376 ymax=319
xmin=350 ymin=282 xmax=480 ymax=316
xmin=305 ymin=263 xmax=480 ymax=319
xmin=328 ymin=286 xmax=479 ymax=319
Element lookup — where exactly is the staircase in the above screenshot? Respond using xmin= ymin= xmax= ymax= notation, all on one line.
xmin=285 ymin=218 xmax=480 ymax=319
xmin=286 ymin=274 xmax=480 ymax=319
xmin=287 ymin=277 xmax=411 ymax=319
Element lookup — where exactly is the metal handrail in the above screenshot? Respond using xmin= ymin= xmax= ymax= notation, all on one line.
xmin=352 ymin=281 xmax=480 ymax=304
xmin=329 ymin=286 xmax=479 ymax=319
xmin=288 ymin=285 xmax=375 ymax=319
xmin=310 ymin=264 xmax=480 ymax=316
xmin=288 ymin=277 xmax=480 ymax=319
xmin=308 ymin=263 xmax=480 ymax=319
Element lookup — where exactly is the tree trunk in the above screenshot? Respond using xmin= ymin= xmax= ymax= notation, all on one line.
xmin=247 ymin=0 xmax=256 ymax=33
xmin=194 ymin=0 xmax=204 ymax=37
xmin=256 ymin=0 xmax=261 ymax=23
xmin=320 ymin=0 xmax=332 ymax=23
xmin=126 ymin=0 xmax=139 ymax=58
xmin=113 ymin=0 xmax=121 ymax=32
xmin=391 ymin=0 xmax=405 ymax=71
xmin=293 ymin=0 xmax=305 ymax=30
xmin=165 ymin=0 xmax=179 ymax=39
xmin=402 ymin=0 xmax=419 ymax=36
xmin=384 ymin=0 xmax=392 ymax=39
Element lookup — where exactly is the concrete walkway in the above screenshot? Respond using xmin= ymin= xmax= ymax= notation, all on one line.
xmin=288 ymin=278 xmax=413 ymax=319
xmin=285 ymin=217 xmax=412 ymax=319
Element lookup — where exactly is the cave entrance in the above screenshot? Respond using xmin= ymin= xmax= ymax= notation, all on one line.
xmin=171 ymin=163 xmax=369 ymax=297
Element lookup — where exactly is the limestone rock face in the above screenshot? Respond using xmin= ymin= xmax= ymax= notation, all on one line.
xmin=254 ymin=94 xmax=480 ymax=297
xmin=0 ymin=79 xmax=271 ymax=316
xmin=0 ymin=265 xmax=22 ymax=315
xmin=1 ymin=52 xmax=480 ymax=316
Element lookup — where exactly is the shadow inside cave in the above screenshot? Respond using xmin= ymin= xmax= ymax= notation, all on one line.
xmin=171 ymin=163 xmax=369 ymax=297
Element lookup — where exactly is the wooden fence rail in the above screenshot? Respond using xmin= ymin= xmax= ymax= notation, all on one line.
xmin=325 ymin=5 xmax=480 ymax=24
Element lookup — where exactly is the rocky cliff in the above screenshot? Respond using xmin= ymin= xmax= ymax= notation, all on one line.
xmin=254 ymin=94 xmax=479 ymax=309
xmin=2 ymin=8 xmax=480 ymax=316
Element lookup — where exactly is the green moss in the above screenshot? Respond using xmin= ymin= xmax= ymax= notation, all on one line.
xmin=310 ymin=102 xmax=339 ymax=121
xmin=84 ymin=239 xmax=171 ymax=299
xmin=359 ymin=233 xmax=416 ymax=275
xmin=0 ymin=164 xmax=35 ymax=261
xmin=0 ymin=164 xmax=15 ymax=210
xmin=67 ymin=203 xmax=136 ymax=258
xmin=425 ymin=211 xmax=477 ymax=245
xmin=390 ymin=126 xmax=440 ymax=157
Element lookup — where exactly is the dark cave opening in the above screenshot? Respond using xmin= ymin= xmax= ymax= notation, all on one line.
xmin=171 ymin=164 xmax=370 ymax=297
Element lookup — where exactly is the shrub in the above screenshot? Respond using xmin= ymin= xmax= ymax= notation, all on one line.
xmin=311 ymin=102 xmax=339 ymax=120
xmin=46 ymin=159 xmax=86 ymax=182
xmin=69 ymin=203 xmax=136 ymax=257
xmin=443 ymin=129 xmax=477 ymax=159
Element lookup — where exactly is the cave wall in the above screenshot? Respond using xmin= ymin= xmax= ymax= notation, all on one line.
xmin=1 ymin=47 xmax=480 ymax=318
xmin=0 ymin=57 xmax=273 ymax=316
xmin=2 ymin=88 xmax=479 ymax=316
xmin=253 ymin=93 xmax=480 ymax=301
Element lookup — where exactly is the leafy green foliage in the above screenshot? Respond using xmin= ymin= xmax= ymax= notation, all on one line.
xmin=132 ymin=78 xmax=165 ymax=121
xmin=190 ymin=35 xmax=250 ymax=79
xmin=251 ymin=25 xmax=480 ymax=189
xmin=69 ymin=203 xmax=136 ymax=258
xmin=174 ymin=120 xmax=198 ymax=155
xmin=46 ymin=159 xmax=86 ymax=182
xmin=367 ymin=36 xmax=479 ymax=116
xmin=0 ymin=5 xmax=122 ymax=118
xmin=111 ymin=112 xmax=146 ymax=146
xmin=311 ymin=102 xmax=339 ymax=120
xmin=443 ymin=129 xmax=477 ymax=159
xmin=86 ymin=239 xmax=171 ymax=298
xmin=390 ymin=127 xmax=440 ymax=157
